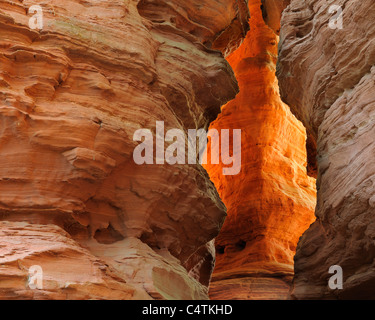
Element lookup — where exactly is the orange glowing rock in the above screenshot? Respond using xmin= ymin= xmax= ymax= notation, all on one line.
xmin=204 ymin=0 xmax=317 ymax=300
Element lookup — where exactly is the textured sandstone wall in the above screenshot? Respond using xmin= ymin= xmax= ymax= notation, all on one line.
xmin=204 ymin=0 xmax=316 ymax=300
xmin=278 ymin=0 xmax=375 ymax=299
xmin=0 ymin=0 xmax=248 ymax=299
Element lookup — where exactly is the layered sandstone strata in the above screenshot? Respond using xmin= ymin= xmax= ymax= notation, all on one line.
xmin=205 ymin=0 xmax=316 ymax=300
xmin=277 ymin=0 xmax=375 ymax=299
xmin=0 ymin=0 xmax=248 ymax=299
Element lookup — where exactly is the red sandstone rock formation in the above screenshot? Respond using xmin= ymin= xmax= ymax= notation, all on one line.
xmin=261 ymin=0 xmax=290 ymax=35
xmin=204 ymin=0 xmax=316 ymax=300
xmin=277 ymin=0 xmax=375 ymax=299
xmin=0 ymin=0 xmax=249 ymax=299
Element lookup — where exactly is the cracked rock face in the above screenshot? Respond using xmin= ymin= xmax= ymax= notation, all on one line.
xmin=0 ymin=0 xmax=248 ymax=299
xmin=277 ymin=0 xmax=375 ymax=299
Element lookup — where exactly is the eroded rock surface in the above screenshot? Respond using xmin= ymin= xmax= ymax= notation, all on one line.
xmin=261 ymin=0 xmax=290 ymax=35
xmin=0 ymin=0 xmax=248 ymax=299
xmin=204 ymin=0 xmax=316 ymax=300
xmin=277 ymin=0 xmax=375 ymax=299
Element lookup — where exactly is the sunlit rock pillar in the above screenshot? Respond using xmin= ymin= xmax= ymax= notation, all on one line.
xmin=204 ymin=0 xmax=316 ymax=300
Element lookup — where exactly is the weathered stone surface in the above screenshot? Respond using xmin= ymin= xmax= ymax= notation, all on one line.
xmin=277 ymin=0 xmax=375 ymax=299
xmin=204 ymin=0 xmax=316 ymax=300
xmin=0 ymin=0 xmax=248 ymax=299
xmin=0 ymin=221 xmax=145 ymax=299
xmin=261 ymin=0 xmax=290 ymax=35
